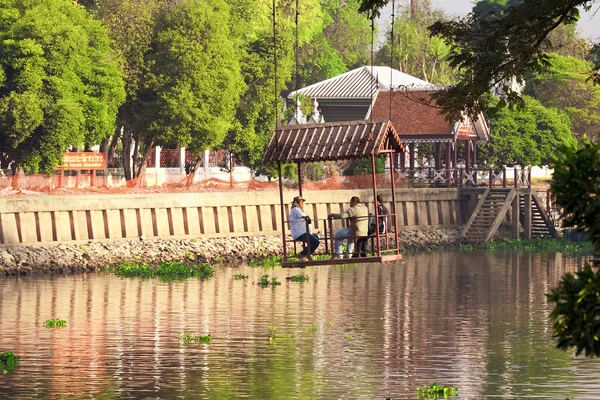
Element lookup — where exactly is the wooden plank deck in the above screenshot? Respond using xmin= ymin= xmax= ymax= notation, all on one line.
xmin=282 ymin=254 xmax=402 ymax=268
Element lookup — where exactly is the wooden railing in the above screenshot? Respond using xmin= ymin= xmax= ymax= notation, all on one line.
xmin=400 ymin=167 xmax=532 ymax=188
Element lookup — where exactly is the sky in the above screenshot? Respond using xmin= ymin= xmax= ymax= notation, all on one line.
xmin=379 ymin=0 xmax=600 ymax=41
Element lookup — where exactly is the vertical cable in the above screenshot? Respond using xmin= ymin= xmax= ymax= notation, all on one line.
xmin=389 ymin=0 xmax=395 ymax=119
xmin=370 ymin=15 xmax=374 ymax=123
xmin=273 ymin=0 xmax=278 ymax=132
xmin=295 ymin=0 xmax=299 ymax=103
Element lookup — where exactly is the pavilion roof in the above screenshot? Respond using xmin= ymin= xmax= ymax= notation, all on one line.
xmin=288 ymin=66 xmax=433 ymax=100
xmin=263 ymin=120 xmax=405 ymax=163
xmin=369 ymin=90 xmax=490 ymax=143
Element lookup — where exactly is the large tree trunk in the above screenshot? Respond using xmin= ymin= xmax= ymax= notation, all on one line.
xmin=133 ymin=137 xmax=154 ymax=184
xmin=185 ymin=156 xmax=202 ymax=187
xmin=122 ymin=131 xmax=133 ymax=181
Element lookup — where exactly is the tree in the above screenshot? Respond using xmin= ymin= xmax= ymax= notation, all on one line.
xmin=139 ymin=0 xmax=244 ymax=165
xmin=0 ymin=0 xmax=125 ymax=176
xmin=426 ymin=0 xmax=598 ymax=120
xmin=525 ymin=53 xmax=600 ymax=141
xmin=376 ymin=0 xmax=454 ymax=84
xmin=477 ymin=96 xmax=576 ymax=167
xmin=548 ymin=139 xmax=600 ymax=357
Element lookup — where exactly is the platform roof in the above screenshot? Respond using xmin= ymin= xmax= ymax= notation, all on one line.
xmin=263 ymin=120 xmax=405 ymax=163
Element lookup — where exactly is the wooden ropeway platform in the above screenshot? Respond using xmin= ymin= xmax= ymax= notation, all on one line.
xmin=282 ymin=254 xmax=403 ymax=268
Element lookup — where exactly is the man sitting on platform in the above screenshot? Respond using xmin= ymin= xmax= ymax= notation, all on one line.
xmin=329 ymin=196 xmax=369 ymax=259
xmin=289 ymin=196 xmax=320 ymax=260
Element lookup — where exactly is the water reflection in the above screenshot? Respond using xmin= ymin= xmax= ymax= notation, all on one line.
xmin=0 ymin=251 xmax=598 ymax=399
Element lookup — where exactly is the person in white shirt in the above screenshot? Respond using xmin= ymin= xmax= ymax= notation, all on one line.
xmin=289 ymin=196 xmax=320 ymax=259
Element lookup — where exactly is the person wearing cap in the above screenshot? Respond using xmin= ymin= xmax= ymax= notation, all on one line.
xmin=289 ymin=195 xmax=320 ymax=259
xmin=328 ymin=196 xmax=369 ymax=259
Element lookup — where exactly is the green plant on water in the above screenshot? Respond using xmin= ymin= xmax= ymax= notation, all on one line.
xmin=0 ymin=352 xmax=20 ymax=374
xmin=267 ymin=324 xmax=295 ymax=344
xmin=178 ymin=332 xmax=212 ymax=344
xmin=45 ymin=318 xmax=67 ymax=328
xmin=233 ymin=274 xmax=248 ymax=280
xmin=112 ymin=261 xmax=214 ymax=281
xmin=305 ymin=324 xmax=317 ymax=333
xmin=345 ymin=334 xmax=353 ymax=340
xmin=354 ymin=321 xmax=360 ymax=328
xmin=457 ymin=238 xmax=591 ymax=255
xmin=249 ymin=256 xmax=281 ymax=268
xmin=288 ymin=273 xmax=309 ymax=282
xmin=259 ymin=274 xmax=281 ymax=287
xmin=328 ymin=321 xmax=334 ymax=328
xmin=416 ymin=382 xmax=459 ymax=398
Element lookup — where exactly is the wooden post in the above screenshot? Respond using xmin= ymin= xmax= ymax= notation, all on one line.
xmin=297 ymin=161 xmax=303 ymax=197
xmin=445 ymin=142 xmax=451 ymax=187
xmin=58 ymin=170 xmax=64 ymax=189
xmin=409 ymin=143 xmax=415 ymax=173
xmin=277 ymin=162 xmax=287 ymax=260
xmin=389 ymin=152 xmax=400 ymax=255
xmin=434 ymin=143 xmax=441 ymax=171
xmin=512 ymin=193 xmax=520 ymax=239
xmin=371 ymin=154 xmax=381 ymax=256
xmin=503 ymin=167 xmax=507 ymax=188
xmin=473 ymin=140 xmax=477 ymax=168
xmin=489 ymin=168 xmax=493 ymax=187
xmin=400 ymin=151 xmax=406 ymax=171
xmin=466 ymin=141 xmax=471 ymax=176
xmin=524 ymin=191 xmax=532 ymax=240
xmin=514 ymin=167 xmax=518 ymax=188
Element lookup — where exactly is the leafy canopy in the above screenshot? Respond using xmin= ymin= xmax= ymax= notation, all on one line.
xmin=0 ymin=0 xmax=125 ymax=174
xmin=477 ymin=96 xmax=575 ymax=167
xmin=427 ymin=0 xmax=598 ymax=120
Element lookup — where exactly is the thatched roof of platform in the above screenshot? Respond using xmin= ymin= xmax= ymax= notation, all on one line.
xmin=263 ymin=120 xmax=404 ymax=163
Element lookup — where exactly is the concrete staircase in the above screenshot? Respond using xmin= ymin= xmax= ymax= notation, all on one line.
xmin=519 ymin=192 xmax=557 ymax=238
xmin=461 ymin=188 xmax=516 ymax=243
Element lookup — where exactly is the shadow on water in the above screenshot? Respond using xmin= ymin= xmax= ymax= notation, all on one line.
xmin=0 ymin=251 xmax=599 ymax=399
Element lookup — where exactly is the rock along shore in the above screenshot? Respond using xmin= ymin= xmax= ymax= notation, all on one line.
xmin=0 ymin=228 xmax=461 ymax=276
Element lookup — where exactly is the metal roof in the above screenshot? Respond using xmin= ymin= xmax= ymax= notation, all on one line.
xmin=288 ymin=66 xmax=434 ymax=100
xmin=263 ymin=120 xmax=405 ymax=163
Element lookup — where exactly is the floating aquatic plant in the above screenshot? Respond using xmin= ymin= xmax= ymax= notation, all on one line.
xmin=45 ymin=319 xmax=67 ymax=328
xmin=0 ymin=352 xmax=20 ymax=374
xmin=287 ymin=273 xmax=309 ymax=282
xmin=113 ymin=261 xmax=214 ymax=281
xmin=259 ymin=274 xmax=281 ymax=287
xmin=233 ymin=274 xmax=248 ymax=280
xmin=354 ymin=321 xmax=360 ymax=328
xmin=416 ymin=382 xmax=458 ymax=399
xmin=268 ymin=324 xmax=295 ymax=344
xmin=178 ymin=332 xmax=212 ymax=344
xmin=305 ymin=324 xmax=317 ymax=333
xmin=345 ymin=334 xmax=353 ymax=340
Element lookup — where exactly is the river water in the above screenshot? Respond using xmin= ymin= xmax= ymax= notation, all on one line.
xmin=1 ymin=251 xmax=599 ymax=399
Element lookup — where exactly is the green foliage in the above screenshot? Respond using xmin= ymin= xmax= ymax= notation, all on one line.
xmin=416 ymin=382 xmax=459 ymax=399
xmin=267 ymin=324 xmax=295 ymax=344
xmin=548 ymin=264 xmax=600 ymax=357
xmin=478 ymin=96 xmax=576 ymax=166
xmin=548 ymin=139 xmax=600 ymax=357
xmin=343 ymin=156 xmax=385 ymax=175
xmin=258 ymin=274 xmax=281 ymax=287
xmin=114 ymin=261 xmax=215 ymax=281
xmin=305 ymin=323 xmax=317 ymax=333
xmin=45 ymin=318 xmax=67 ymax=328
xmin=178 ymin=332 xmax=212 ymax=344
xmin=376 ymin=1 xmax=454 ymax=84
xmin=287 ymin=273 xmax=309 ymax=282
xmin=552 ymin=140 xmax=600 ymax=259
xmin=0 ymin=0 xmax=125 ymax=174
xmin=249 ymin=256 xmax=281 ymax=268
xmin=233 ymin=274 xmax=249 ymax=280
xmin=525 ymin=53 xmax=600 ymax=141
xmin=428 ymin=0 xmax=598 ymax=121
xmin=140 ymin=0 xmax=243 ymax=155
xmin=0 ymin=352 xmax=20 ymax=374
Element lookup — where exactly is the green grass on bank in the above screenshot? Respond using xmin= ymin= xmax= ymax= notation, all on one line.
xmin=458 ymin=237 xmax=592 ymax=255
xmin=108 ymin=261 xmax=215 ymax=281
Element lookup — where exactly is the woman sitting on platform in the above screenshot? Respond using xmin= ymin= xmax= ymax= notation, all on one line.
xmin=289 ymin=196 xmax=320 ymax=260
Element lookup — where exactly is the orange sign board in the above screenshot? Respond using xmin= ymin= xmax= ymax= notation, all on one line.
xmin=62 ymin=152 xmax=106 ymax=169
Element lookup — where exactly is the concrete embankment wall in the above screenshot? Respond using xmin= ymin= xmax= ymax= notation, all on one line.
xmin=0 ymin=188 xmax=460 ymax=245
